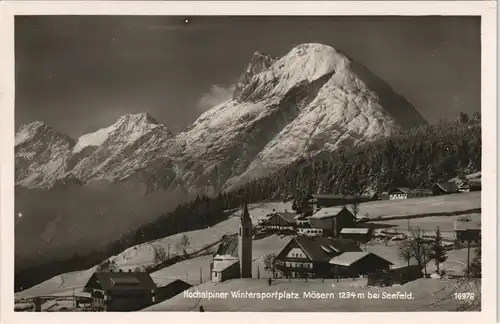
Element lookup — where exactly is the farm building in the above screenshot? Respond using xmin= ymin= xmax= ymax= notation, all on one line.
xmin=432 ymin=182 xmax=458 ymax=196
xmin=457 ymin=179 xmax=482 ymax=192
xmin=388 ymin=188 xmax=432 ymax=200
xmin=210 ymin=204 xmax=253 ymax=283
xmin=83 ymin=271 xmax=158 ymax=311
xmin=411 ymin=188 xmax=433 ymax=197
xmin=388 ymin=187 xmax=410 ymax=200
xmin=330 ymin=252 xmax=393 ymax=278
xmin=339 ymin=227 xmax=372 ymax=243
xmin=260 ymin=211 xmax=297 ymax=232
xmin=275 ymin=236 xmax=391 ymax=279
xmin=367 ymin=265 xmax=423 ymax=286
xmin=308 ymin=206 xmax=356 ymax=237
xmin=454 ymin=220 xmax=481 ymax=243
xmin=155 ymin=279 xmax=192 ymax=304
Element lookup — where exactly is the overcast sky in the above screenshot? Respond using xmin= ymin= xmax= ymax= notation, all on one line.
xmin=15 ymin=16 xmax=480 ymax=138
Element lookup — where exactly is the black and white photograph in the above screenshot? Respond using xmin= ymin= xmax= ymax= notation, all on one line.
xmin=1 ymin=0 xmax=497 ymax=319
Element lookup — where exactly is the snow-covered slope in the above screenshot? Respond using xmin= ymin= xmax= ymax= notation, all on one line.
xmin=15 ymin=202 xmax=290 ymax=298
xmin=15 ymin=43 xmax=426 ymax=192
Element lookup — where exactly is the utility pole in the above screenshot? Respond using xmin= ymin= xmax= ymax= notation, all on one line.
xmin=200 ymin=267 xmax=203 ymax=284
xmin=466 ymin=239 xmax=471 ymax=279
xmin=167 ymin=244 xmax=170 ymax=260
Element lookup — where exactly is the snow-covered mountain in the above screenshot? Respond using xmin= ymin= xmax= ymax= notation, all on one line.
xmin=15 ymin=43 xmax=426 ymax=192
xmin=168 ymin=43 xmax=426 ymax=191
xmin=15 ymin=121 xmax=76 ymax=188
xmin=16 ymin=113 xmax=177 ymax=192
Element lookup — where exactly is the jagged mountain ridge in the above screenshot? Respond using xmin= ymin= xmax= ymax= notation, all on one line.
xmin=15 ymin=43 xmax=427 ymax=192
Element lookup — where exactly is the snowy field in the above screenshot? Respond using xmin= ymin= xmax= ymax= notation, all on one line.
xmin=15 ymin=194 xmax=479 ymax=300
xmin=356 ymin=192 xmax=480 ymax=219
xmin=368 ymin=213 xmax=481 ymax=240
xmin=142 ymin=278 xmax=479 ymax=312
xmin=424 ymin=248 xmax=477 ymax=277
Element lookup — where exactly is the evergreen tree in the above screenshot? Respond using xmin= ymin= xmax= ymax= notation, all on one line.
xmin=429 ymin=227 xmax=448 ymax=274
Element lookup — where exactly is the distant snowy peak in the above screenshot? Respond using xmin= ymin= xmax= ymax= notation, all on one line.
xmin=15 ymin=113 xmax=176 ymax=189
xmin=73 ymin=113 xmax=171 ymax=153
xmin=15 ymin=121 xmax=76 ymax=188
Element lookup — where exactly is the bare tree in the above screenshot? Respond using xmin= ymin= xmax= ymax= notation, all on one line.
xmin=397 ymin=226 xmax=431 ymax=272
xmin=96 ymin=259 xmax=118 ymax=272
xmin=154 ymin=246 xmax=167 ymax=264
xmin=350 ymin=202 xmax=360 ymax=219
xmin=179 ymin=234 xmax=191 ymax=256
xmin=263 ymin=253 xmax=277 ymax=278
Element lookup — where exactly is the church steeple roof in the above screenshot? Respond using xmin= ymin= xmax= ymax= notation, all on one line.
xmin=241 ymin=203 xmax=251 ymax=222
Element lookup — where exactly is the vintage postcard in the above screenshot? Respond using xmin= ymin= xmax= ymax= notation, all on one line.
xmin=0 ymin=1 xmax=497 ymax=323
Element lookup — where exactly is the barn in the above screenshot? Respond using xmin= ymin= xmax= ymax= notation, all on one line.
xmin=339 ymin=227 xmax=372 ymax=243
xmin=432 ymin=182 xmax=458 ymax=196
xmin=309 ymin=206 xmax=356 ymax=237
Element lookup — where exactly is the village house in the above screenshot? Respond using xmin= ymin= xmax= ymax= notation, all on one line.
xmin=432 ymin=182 xmax=459 ymax=196
xmin=260 ymin=211 xmax=297 ymax=232
xmin=83 ymin=271 xmax=158 ymax=311
xmin=154 ymin=279 xmax=192 ymax=304
xmin=411 ymin=188 xmax=434 ymax=197
xmin=275 ymin=236 xmax=392 ymax=279
xmin=388 ymin=187 xmax=410 ymax=200
xmin=454 ymin=220 xmax=481 ymax=243
xmin=339 ymin=227 xmax=372 ymax=243
xmin=210 ymin=204 xmax=253 ymax=283
xmin=306 ymin=206 xmax=356 ymax=237
xmin=457 ymin=179 xmax=482 ymax=192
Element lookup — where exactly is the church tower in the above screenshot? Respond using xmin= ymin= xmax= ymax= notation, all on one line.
xmin=238 ymin=203 xmax=253 ymax=278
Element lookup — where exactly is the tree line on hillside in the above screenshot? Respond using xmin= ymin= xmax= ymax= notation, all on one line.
xmin=15 ymin=112 xmax=481 ymax=291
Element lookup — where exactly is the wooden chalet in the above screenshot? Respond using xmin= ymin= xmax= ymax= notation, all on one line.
xmin=307 ymin=206 xmax=356 ymax=237
xmin=432 ymin=182 xmax=458 ymax=196
xmin=454 ymin=220 xmax=481 ymax=243
xmin=83 ymin=271 xmax=158 ymax=311
xmin=275 ymin=236 xmax=391 ymax=279
xmin=261 ymin=212 xmax=297 ymax=232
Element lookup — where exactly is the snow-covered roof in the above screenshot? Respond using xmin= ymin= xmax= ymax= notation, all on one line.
xmin=340 ymin=228 xmax=370 ymax=235
xmin=212 ymin=259 xmax=239 ymax=272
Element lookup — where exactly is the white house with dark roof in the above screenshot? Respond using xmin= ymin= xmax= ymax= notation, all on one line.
xmin=388 ymin=187 xmax=410 ymax=200
xmin=210 ymin=204 xmax=253 ymax=283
